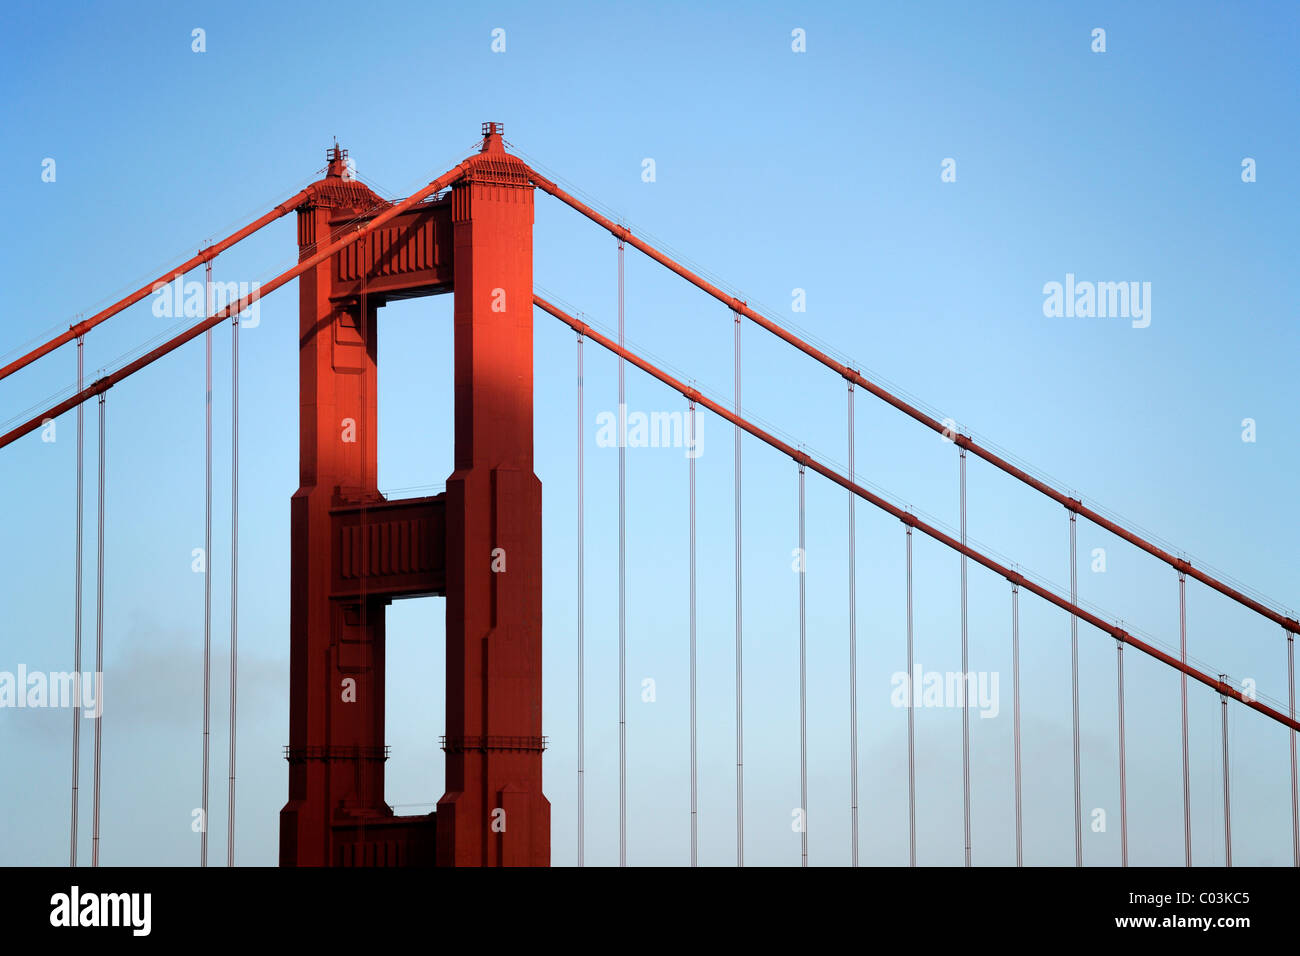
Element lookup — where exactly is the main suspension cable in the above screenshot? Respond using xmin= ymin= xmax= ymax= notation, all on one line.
xmin=1 ymin=165 xmax=470 ymax=452
xmin=536 ymin=296 xmax=1300 ymax=734
xmin=527 ymin=169 xmax=1300 ymax=639
xmin=0 ymin=184 xmax=317 ymax=384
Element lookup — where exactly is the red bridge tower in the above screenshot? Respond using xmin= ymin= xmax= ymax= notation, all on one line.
xmin=279 ymin=124 xmax=549 ymax=866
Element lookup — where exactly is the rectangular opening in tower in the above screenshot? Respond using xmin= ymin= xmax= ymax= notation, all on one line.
xmin=377 ymin=292 xmax=454 ymax=820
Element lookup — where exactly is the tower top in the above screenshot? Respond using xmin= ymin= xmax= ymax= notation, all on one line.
xmin=326 ymin=143 xmax=349 ymax=178
xmin=481 ymin=122 xmax=504 ymax=152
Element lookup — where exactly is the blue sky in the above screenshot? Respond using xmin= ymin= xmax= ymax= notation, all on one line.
xmin=0 ymin=0 xmax=1297 ymax=866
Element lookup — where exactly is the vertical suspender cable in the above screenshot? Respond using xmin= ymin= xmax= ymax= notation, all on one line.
xmin=1219 ymin=675 xmax=1232 ymax=867
xmin=1012 ymin=582 xmax=1022 ymax=867
xmin=906 ymin=524 xmax=916 ymax=867
xmin=734 ymin=310 xmax=744 ymax=867
xmin=227 ymin=309 xmax=239 ymax=867
xmin=70 ymin=336 xmax=84 ymax=867
xmin=797 ymin=460 xmax=807 ymax=867
xmin=576 ymin=332 xmax=585 ymax=867
xmin=1180 ymin=571 xmax=1191 ymax=866
xmin=617 ymin=239 xmax=626 ymax=868
xmin=1290 ymin=631 xmax=1298 ymax=868
xmin=1117 ymin=639 xmax=1128 ymax=867
xmin=202 ymin=258 xmax=212 ymax=868
xmin=91 ymin=393 xmax=105 ymax=867
xmin=959 ymin=448 xmax=970 ymax=866
xmin=689 ymin=399 xmax=698 ymax=867
xmin=1069 ymin=511 xmax=1081 ymax=866
xmin=847 ymin=381 xmax=859 ymax=868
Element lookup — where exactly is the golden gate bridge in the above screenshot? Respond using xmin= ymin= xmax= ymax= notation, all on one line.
xmin=2 ymin=124 xmax=1296 ymax=867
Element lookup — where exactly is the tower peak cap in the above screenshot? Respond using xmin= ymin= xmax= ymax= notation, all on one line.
xmin=325 ymin=142 xmax=350 ymax=178
xmin=481 ymin=122 xmax=505 ymax=153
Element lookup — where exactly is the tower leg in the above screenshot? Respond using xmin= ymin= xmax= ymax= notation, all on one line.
xmin=437 ymin=129 xmax=550 ymax=866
